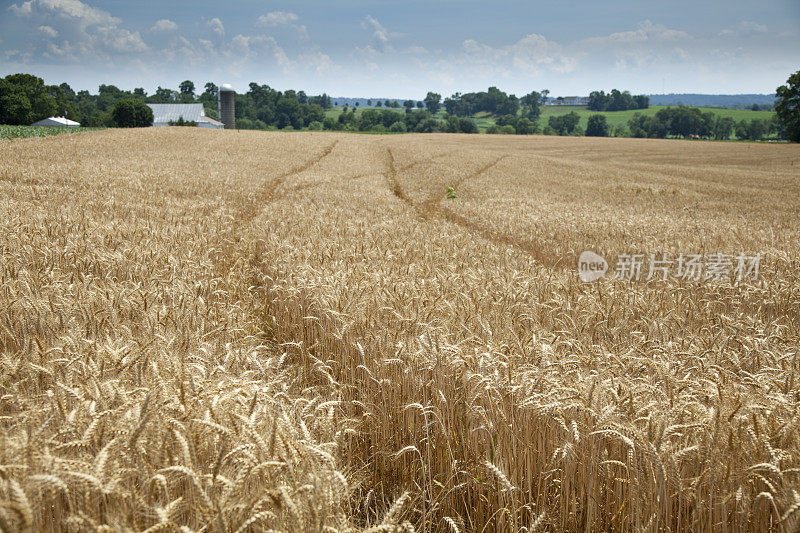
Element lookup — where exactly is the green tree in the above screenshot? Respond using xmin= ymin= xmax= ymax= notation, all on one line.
xmin=515 ymin=117 xmax=538 ymax=135
xmin=775 ymin=70 xmax=800 ymax=142
xmin=403 ymin=99 xmax=415 ymax=109
xmin=0 ymin=86 xmax=32 ymax=125
xmin=424 ymin=92 xmax=441 ymax=114
xmin=179 ymin=80 xmax=195 ymax=97
xmin=520 ymin=90 xmax=546 ymax=120
xmin=0 ymin=73 xmax=57 ymax=124
xmin=585 ymin=114 xmax=610 ymax=136
xmin=548 ymin=112 xmax=580 ymax=135
xmin=203 ymin=83 xmax=218 ymax=98
xmin=111 ymin=99 xmax=154 ymax=127
xmin=712 ymin=116 xmax=735 ymax=140
xmin=416 ymin=101 xmax=424 ymax=109
xmin=151 ymin=86 xmax=177 ymax=103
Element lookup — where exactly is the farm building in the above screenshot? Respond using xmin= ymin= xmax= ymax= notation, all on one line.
xmin=147 ymin=104 xmax=224 ymax=129
xmin=546 ymin=96 xmax=590 ymax=106
xmin=31 ymin=117 xmax=80 ymax=127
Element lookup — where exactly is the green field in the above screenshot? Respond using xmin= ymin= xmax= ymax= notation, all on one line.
xmin=323 ymin=106 xmax=406 ymax=120
xmin=537 ymin=105 xmax=775 ymax=132
xmin=324 ymin=105 xmax=776 ymax=135
xmin=0 ymin=125 xmax=104 ymax=140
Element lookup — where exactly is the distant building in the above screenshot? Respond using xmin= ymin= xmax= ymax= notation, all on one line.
xmin=546 ymin=96 xmax=590 ymax=106
xmin=31 ymin=117 xmax=80 ymax=127
xmin=147 ymin=104 xmax=224 ymax=129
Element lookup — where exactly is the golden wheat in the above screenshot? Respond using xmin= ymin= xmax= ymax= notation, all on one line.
xmin=1 ymin=128 xmax=799 ymax=531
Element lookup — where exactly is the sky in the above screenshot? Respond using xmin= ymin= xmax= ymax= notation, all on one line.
xmin=1 ymin=0 xmax=798 ymax=99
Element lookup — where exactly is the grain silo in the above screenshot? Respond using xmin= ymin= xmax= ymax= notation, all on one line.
xmin=218 ymin=83 xmax=236 ymax=129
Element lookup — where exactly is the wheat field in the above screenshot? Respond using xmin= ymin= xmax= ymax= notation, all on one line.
xmin=1 ymin=128 xmax=799 ymax=532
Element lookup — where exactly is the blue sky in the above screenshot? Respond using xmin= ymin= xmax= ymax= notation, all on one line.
xmin=1 ymin=0 xmax=798 ymax=98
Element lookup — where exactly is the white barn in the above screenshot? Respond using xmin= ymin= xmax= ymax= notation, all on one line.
xmin=147 ymin=104 xmax=224 ymax=129
xmin=31 ymin=117 xmax=80 ymax=127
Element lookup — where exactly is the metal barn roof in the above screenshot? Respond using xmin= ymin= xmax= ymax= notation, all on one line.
xmin=31 ymin=117 xmax=81 ymax=127
xmin=147 ymin=104 xmax=222 ymax=128
xmin=147 ymin=103 xmax=207 ymax=123
xmin=200 ymin=116 xmax=224 ymax=127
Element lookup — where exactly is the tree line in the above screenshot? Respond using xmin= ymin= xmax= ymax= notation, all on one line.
xmin=0 ymin=73 xmax=337 ymax=128
xmin=443 ymin=87 xmax=549 ymax=120
xmin=626 ymin=106 xmax=782 ymax=140
xmin=588 ymin=89 xmax=649 ymax=111
xmin=2 ymin=70 xmax=797 ymax=141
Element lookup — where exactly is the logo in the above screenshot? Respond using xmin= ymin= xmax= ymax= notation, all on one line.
xmin=578 ymin=251 xmax=608 ymax=282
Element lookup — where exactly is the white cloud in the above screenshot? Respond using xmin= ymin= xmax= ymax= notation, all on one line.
xmin=299 ymin=48 xmax=338 ymax=75
xmin=719 ymin=21 xmax=768 ymax=37
xmin=9 ymin=1 xmax=33 ymax=15
xmin=363 ymin=15 xmax=389 ymax=46
xmin=257 ymin=11 xmax=308 ymax=39
xmin=575 ymin=21 xmax=697 ymax=74
xmin=461 ymin=33 xmax=576 ymax=75
xmin=258 ymin=11 xmax=298 ymax=26
xmin=7 ymin=0 xmax=147 ymax=61
xmin=96 ymin=27 xmax=148 ymax=53
xmin=31 ymin=0 xmax=119 ymax=27
xmin=585 ymin=20 xmax=692 ymax=46
xmin=38 ymin=24 xmax=58 ymax=37
xmin=360 ymin=15 xmax=402 ymax=53
xmin=207 ymin=17 xmax=224 ymax=37
xmin=151 ymin=19 xmax=177 ymax=32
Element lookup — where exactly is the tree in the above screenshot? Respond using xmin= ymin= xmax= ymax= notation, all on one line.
xmin=376 ymin=101 xmax=383 ymax=107
xmin=521 ymin=90 xmax=547 ymax=120
xmin=712 ymin=116 xmax=735 ymax=140
xmin=0 ymin=86 xmax=32 ymax=125
xmin=417 ymin=101 xmax=424 ymax=109
xmin=424 ymin=92 xmax=441 ymax=114
xmin=0 ymin=73 xmax=57 ymax=124
xmin=112 ymin=99 xmax=153 ymax=127
xmin=367 ymin=99 xmax=372 ymax=106
xmin=403 ymin=99 xmax=415 ymax=109
xmin=775 ymin=70 xmax=800 ymax=142
xmin=179 ymin=80 xmax=195 ymax=99
xmin=633 ymin=95 xmax=649 ymax=109
xmin=152 ymin=86 xmax=177 ymax=103
xmin=204 ymin=83 xmax=218 ymax=98
xmin=587 ymin=90 xmax=608 ymax=111
xmin=736 ymin=119 xmax=768 ymax=141
xmin=585 ymin=114 xmax=610 ymax=137
xmin=548 ymin=112 xmax=581 ymax=135
xmin=628 ymin=113 xmax=667 ymax=138
xmin=515 ymin=117 xmax=538 ymax=135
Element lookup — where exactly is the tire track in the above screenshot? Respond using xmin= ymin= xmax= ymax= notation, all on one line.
xmin=237 ymin=139 xmax=339 ymax=224
xmin=267 ymin=139 xmax=340 ymax=198
xmin=435 ymin=205 xmax=553 ymax=266
xmin=419 ymin=154 xmax=508 ymax=213
xmin=386 ymin=148 xmax=554 ymax=266
xmin=384 ymin=147 xmax=413 ymax=206
xmin=397 ymin=150 xmax=457 ymax=172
